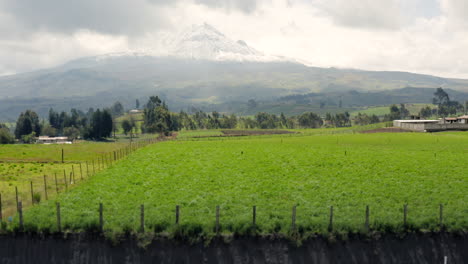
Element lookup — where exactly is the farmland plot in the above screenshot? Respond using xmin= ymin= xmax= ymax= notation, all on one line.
xmin=11 ymin=132 xmax=468 ymax=237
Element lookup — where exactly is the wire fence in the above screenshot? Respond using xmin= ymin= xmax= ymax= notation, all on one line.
xmin=0 ymin=138 xmax=160 ymax=220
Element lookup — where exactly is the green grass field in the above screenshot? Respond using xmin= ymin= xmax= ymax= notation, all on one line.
xmin=9 ymin=130 xmax=467 ymax=238
xmin=350 ymin=104 xmax=434 ymax=117
xmin=0 ymin=142 xmax=129 ymax=162
xmin=0 ymin=137 xmax=159 ymax=218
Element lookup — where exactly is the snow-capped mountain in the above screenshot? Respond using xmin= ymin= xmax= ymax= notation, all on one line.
xmin=165 ymin=23 xmax=282 ymax=62
xmin=66 ymin=23 xmax=285 ymax=66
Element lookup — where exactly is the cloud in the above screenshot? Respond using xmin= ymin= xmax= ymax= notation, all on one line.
xmin=0 ymin=0 xmax=264 ymax=36
xmin=313 ymin=0 xmax=402 ymax=30
xmin=194 ymin=0 xmax=262 ymax=13
xmin=0 ymin=0 xmax=468 ymax=79
xmin=0 ymin=0 xmax=170 ymax=35
xmin=441 ymin=0 xmax=468 ymax=27
xmin=0 ymin=30 xmax=129 ymax=75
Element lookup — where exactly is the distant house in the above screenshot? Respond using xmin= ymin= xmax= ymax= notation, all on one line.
xmin=36 ymin=136 xmax=72 ymax=144
xmin=457 ymin=115 xmax=468 ymax=124
xmin=129 ymin=109 xmax=142 ymax=114
xmin=393 ymin=116 xmax=468 ymax=132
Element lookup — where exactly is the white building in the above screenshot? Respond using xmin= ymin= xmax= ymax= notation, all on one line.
xmin=393 ymin=116 xmax=468 ymax=132
xmin=36 ymin=136 xmax=72 ymax=144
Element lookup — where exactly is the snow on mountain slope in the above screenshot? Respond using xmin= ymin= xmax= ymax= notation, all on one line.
xmin=64 ymin=23 xmax=286 ymax=67
xmin=167 ymin=23 xmax=282 ymax=62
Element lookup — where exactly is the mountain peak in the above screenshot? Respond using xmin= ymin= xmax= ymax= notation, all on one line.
xmin=167 ymin=23 xmax=283 ymax=62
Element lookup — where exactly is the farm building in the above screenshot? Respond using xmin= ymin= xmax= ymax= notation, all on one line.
xmin=394 ymin=116 xmax=468 ymax=132
xmin=129 ymin=109 xmax=142 ymax=114
xmin=36 ymin=136 xmax=72 ymax=144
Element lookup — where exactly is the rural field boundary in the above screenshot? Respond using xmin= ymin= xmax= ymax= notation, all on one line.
xmin=2 ymin=201 xmax=456 ymax=236
xmin=0 ymin=137 xmax=161 ymax=219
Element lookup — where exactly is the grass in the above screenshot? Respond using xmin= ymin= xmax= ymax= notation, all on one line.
xmin=350 ymin=104 xmax=434 ymax=117
xmin=0 ymin=136 xmax=159 ymax=218
xmin=0 ymin=162 xmax=84 ymax=217
xmin=8 ymin=130 xmax=467 ymax=238
xmin=0 ymin=142 xmax=129 ymax=162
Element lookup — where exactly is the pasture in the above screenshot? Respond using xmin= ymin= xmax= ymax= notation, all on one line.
xmin=7 ymin=130 xmax=467 ymax=238
xmin=0 ymin=138 xmax=158 ymax=218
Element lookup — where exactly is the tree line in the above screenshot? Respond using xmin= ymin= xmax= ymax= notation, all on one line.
xmin=1 ymin=88 xmax=466 ymax=144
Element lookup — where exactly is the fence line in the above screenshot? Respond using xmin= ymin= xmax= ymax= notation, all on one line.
xmin=0 ymin=137 xmax=160 ymax=218
xmin=0 ymin=203 xmax=454 ymax=234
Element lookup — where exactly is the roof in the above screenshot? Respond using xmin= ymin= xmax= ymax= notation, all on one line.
xmin=445 ymin=118 xmax=457 ymax=121
xmin=38 ymin=136 xmax=69 ymax=140
xmin=394 ymin=120 xmax=439 ymax=123
xmin=458 ymin=115 xmax=468 ymax=119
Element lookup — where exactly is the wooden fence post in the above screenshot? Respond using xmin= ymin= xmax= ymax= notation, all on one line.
xmin=0 ymin=193 xmax=2 ymax=221
xmin=365 ymin=205 xmax=369 ymax=232
xmin=216 ymin=205 xmax=220 ymax=234
xmin=86 ymin=161 xmax=89 ymax=178
xmin=15 ymin=186 xmax=19 ymax=211
xmin=140 ymin=204 xmax=145 ymax=233
xmin=30 ymin=181 xmax=34 ymax=205
xmin=99 ymin=203 xmax=104 ymax=232
xmin=56 ymin=202 xmax=61 ymax=232
xmin=439 ymin=204 xmax=443 ymax=229
xmin=403 ymin=204 xmax=408 ymax=227
xmin=43 ymin=175 xmax=48 ymax=200
xmin=252 ymin=205 xmax=256 ymax=228
xmin=291 ymin=205 xmax=297 ymax=232
xmin=92 ymin=160 xmax=95 ymax=175
xmin=18 ymin=201 xmax=23 ymax=230
xmin=114 ymin=151 xmax=116 ymax=161
xmin=79 ymin=163 xmax=83 ymax=180
xmin=72 ymin=165 xmax=75 ymax=183
xmin=175 ymin=205 xmax=180 ymax=224
xmin=63 ymin=171 xmax=68 ymax=191
xmin=328 ymin=206 xmax=334 ymax=232
xmin=55 ymin=173 xmax=59 ymax=193
xmin=62 ymin=149 xmax=64 ymax=163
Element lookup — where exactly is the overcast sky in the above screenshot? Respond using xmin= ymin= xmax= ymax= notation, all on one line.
xmin=0 ymin=0 xmax=467 ymax=78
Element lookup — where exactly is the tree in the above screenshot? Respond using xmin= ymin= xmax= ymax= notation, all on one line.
xmin=48 ymin=108 xmax=60 ymax=129
xmin=63 ymin=127 xmax=81 ymax=140
xmin=388 ymin=105 xmax=401 ymax=121
xmin=110 ymin=101 xmax=125 ymax=117
xmin=419 ymin=106 xmax=433 ymax=118
xmin=255 ymin=112 xmax=277 ymax=129
xmin=433 ymin=87 xmax=450 ymax=108
xmin=298 ymin=112 xmax=323 ymax=128
xmin=14 ymin=110 xmax=41 ymax=139
xmin=136 ymin=99 xmax=140 ymax=110
xmin=399 ymin=104 xmax=410 ymax=119
xmin=121 ymin=119 xmax=135 ymax=136
xmin=86 ymin=109 xmax=113 ymax=139
xmin=142 ymin=96 xmax=172 ymax=135
xmin=0 ymin=124 xmax=14 ymax=144
xmin=41 ymin=124 xmax=57 ymax=137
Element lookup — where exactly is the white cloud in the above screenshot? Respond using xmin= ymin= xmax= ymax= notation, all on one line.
xmin=0 ymin=0 xmax=468 ymax=79
xmin=313 ymin=0 xmax=402 ymax=30
xmin=440 ymin=0 xmax=468 ymax=28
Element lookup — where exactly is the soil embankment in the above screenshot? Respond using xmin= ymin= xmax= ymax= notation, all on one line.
xmin=0 ymin=233 xmax=466 ymax=263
